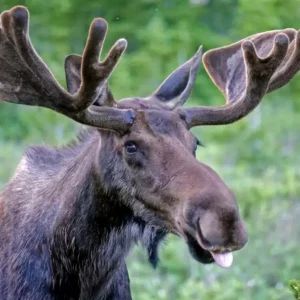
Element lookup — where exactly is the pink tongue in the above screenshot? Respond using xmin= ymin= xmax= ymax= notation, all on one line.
xmin=210 ymin=251 xmax=233 ymax=268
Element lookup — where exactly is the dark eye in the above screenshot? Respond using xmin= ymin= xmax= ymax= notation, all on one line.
xmin=125 ymin=141 xmax=137 ymax=154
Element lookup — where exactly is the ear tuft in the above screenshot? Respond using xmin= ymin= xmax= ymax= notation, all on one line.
xmin=152 ymin=46 xmax=202 ymax=110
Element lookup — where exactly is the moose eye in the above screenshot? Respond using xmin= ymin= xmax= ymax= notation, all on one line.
xmin=125 ymin=141 xmax=137 ymax=154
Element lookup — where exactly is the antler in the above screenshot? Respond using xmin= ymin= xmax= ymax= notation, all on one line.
xmin=185 ymin=29 xmax=300 ymax=127
xmin=64 ymin=54 xmax=116 ymax=107
xmin=0 ymin=6 xmax=134 ymax=133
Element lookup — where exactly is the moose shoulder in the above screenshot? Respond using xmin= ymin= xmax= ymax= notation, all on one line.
xmin=0 ymin=6 xmax=299 ymax=300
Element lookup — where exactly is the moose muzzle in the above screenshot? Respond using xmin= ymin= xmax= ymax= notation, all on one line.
xmin=171 ymin=163 xmax=248 ymax=268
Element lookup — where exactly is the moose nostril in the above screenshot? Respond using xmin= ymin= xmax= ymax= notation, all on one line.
xmin=196 ymin=219 xmax=215 ymax=249
xmin=196 ymin=213 xmax=249 ymax=253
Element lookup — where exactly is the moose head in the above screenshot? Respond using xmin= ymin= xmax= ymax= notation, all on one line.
xmin=0 ymin=7 xmax=299 ymax=297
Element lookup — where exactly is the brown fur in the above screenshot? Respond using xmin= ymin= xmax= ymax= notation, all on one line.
xmin=0 ymin=99 xmax=248 ymax=299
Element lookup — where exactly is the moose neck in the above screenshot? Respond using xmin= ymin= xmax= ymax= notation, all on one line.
xmin=1 ymin=129 xmax=163 ymax=299
xmin=49 ymin=130 xmax=143 ymax=297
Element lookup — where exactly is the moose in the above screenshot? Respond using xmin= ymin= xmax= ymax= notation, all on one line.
xmin=0 ymin=5 xmax=299 ymax=300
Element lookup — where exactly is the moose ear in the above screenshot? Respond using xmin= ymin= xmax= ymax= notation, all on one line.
xmin=64 ymin=54 xmax=116 ymax=106
xmin=152 ymin=46 xmax=202 ymax=109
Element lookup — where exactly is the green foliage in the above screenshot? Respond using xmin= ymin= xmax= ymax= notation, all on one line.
xmin=290 ymin=280 xmax=300 ymax=300
xmin=0 ymin=0 xmax=299 ymax=299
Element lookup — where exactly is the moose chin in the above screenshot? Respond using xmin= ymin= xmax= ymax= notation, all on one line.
xmin=0 ymin=5 xmax=299 ymax=300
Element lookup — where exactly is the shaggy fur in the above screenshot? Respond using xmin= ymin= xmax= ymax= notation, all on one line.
xmin=0 ymin=130 xmax=165 ymax=300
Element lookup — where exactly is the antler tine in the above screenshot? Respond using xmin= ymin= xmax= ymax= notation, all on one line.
xmin=65 ymin=53 xmax=116 ymax=107
xmin=5 ymin=8 xmax=53 ymax=82
xmin=75 ymin=18 xmax=127 ymax=109
xmin=0 ymin=6 xmax=134 ymax=133
xmin=185 ymin=32 xmax=290 ymax=127
xmin=0 ymin=7 xmax=73 ymax=110
xmin=267 ymin=30 xmax=300 ymax=93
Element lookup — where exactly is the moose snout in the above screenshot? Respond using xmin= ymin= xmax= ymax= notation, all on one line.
xmin=197 ymin=211 xmax=249 ymax=252
xmin=167 ymin=161 xmax=248 ymax=267
xmin=198 ymin=213 xmax=248 ymax=268
xmin=180 ymin=190 xmax=248 ymax=268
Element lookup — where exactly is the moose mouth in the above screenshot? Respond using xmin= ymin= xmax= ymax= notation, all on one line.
xmin=185 ymin=232 xmax=233 ymax=268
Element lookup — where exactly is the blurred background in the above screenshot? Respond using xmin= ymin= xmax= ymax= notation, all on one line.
xmin=0 ymin=0 xmax=299 ymax=299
